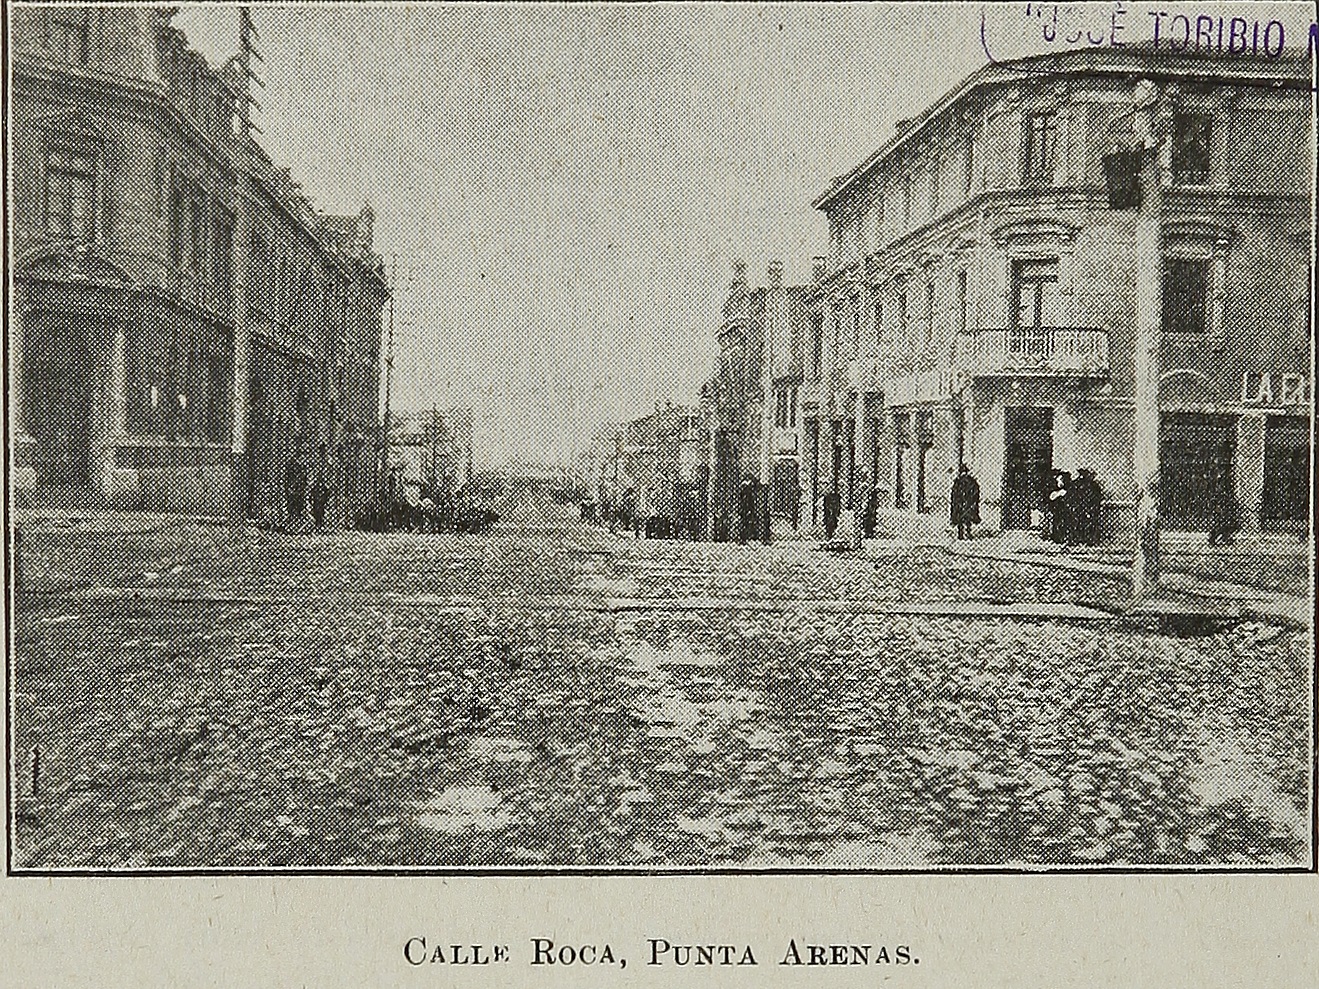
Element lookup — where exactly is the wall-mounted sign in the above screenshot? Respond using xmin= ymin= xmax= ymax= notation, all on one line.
xmin=1241 ymin=372 xmax=1307 ymax=407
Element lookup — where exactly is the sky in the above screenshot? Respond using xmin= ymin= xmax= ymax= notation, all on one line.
xmin=171 ymin=2 xmax=1315 ymax=466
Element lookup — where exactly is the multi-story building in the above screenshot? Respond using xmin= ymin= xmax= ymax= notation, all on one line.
xmin=9 ymin=6 xmax=389 ymax=522
xmin=701 ymin=260 xmax=810 ymax=539
xmin=390 ymin=406 xmax=474 ymax=496
xmin=804 ymin=48 xmax=1311 ymax=540
xmin=580 ymin=403 xmax=702 ymax=535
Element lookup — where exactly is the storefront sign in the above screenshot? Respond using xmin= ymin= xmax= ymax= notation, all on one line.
xmin=1241 ymin=372 xmax=1307 ymax=407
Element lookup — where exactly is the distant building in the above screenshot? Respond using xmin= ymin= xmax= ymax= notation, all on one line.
xmin=9 ymin=6 xmax=389 ymax=522
xmin=805 ymin=48 xmax=1310 ymax=540
xmin=580 ymin=404 xmax=701 ymax=534
xmin=701 ymin=260 xmax=810 ymax=538
xmin=390 ymin=407 xmax=474 ymax=496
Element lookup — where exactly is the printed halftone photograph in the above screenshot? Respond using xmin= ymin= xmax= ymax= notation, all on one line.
xmin=5 ymin=1 xmax=1315 ymax=872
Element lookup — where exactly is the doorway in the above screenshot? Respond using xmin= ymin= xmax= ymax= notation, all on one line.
xmin=1002 ymin=406 xmax=1053 ymax=529
xmin=1159 ymin=413 xmax=1237 ymax=531
xmin=24 ymin=322 xmax=93 ymax=486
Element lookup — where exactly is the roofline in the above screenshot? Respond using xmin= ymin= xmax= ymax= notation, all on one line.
xmin=812 ymin=48 xmax=1310 ymax=211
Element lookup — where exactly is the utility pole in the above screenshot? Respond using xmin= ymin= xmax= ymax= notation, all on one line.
xmin=380 ymin=253 xmax=396 ymax=497
xmin=1130 ymin=80 xmax=1169 ymax=600
xmin=230 ymin=5 xmax=263 ymax=517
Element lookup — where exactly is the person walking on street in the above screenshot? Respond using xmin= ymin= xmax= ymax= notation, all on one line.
xmin=950 ymin=463 xmax=980 ymax=540
xmin=284 ymin=444 xmax=309 ymax=530
xmin=1046 ymin=470 xmax=1072 ymax=545
xmin=309 ymin=442 xmax=330 ymax=531
xmin=862 ymin=477 xmax=879 ymax=540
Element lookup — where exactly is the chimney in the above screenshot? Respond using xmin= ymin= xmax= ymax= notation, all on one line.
xmin=812 ymin=256 xmax=827 ymax=283
xmin=767 ymin=260 xmax=783 ymax=287
xmin=732 ymin=259 xmax=748 ymax=285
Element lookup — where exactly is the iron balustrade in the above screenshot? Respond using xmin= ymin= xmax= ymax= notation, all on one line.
xmin=955 ymin=326 xmax=1109 ymax=376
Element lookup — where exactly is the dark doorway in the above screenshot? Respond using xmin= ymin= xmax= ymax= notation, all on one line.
xmin=25 ymin=322 xmax=93 ymax=485
xmin=1261 ymin=415 xmax=1310 ymax=533
xmin=1159 ymin=413 xmax=1237 ymax=531
xmin=1002 ymin=406 xmax=1053 ymax=529
xmin=770 ymin=458 xmax=799 ymax=527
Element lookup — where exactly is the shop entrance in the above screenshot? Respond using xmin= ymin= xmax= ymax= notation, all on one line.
xmin=1002 ymin=406 xmax=1053 ymax=530
xmin=1159 ymin=413 xmax=1237 ymax=531
xmin=24 ymin=323 xmax=93 ymax=486
xmin=1261 ymin=415 xmax=1310 ymax=533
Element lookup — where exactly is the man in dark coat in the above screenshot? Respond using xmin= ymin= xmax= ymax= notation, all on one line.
xmin=1207 ymin=458 xmax=1242 ymax=546
xmin=284 ymin=446 xmax=309 ymax=528
xmin=1046 ymin=470 xmax=1074 ymax=545
xmin=1073 ymin=468 xmax=1102 ymax=546
xmin=950 ymin=463 xmax=980 ymax=540
xmin=309 ymin=442 xmax=331 ymax=531
xmin=823 ymin=490 xmax=841 ymax=539
xmin=861 ymin=479 xmax=879 ymax=540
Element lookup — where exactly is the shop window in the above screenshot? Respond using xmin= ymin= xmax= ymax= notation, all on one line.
xmin=1261 ymin=415 xmax=1310 ymax=532
xmin=1162 ymin=258 xmax=1210 ymax=335
xmin=45 ymin=149 xmax=95 ymax=243
xmin=1172 ymin=112 xmax=1211 ymax=185
xmin=1023 ymin=112 xmax=1057 ymax=184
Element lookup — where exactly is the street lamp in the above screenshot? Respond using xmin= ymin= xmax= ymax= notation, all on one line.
xmin=1129 ymin=79 xmax=1171 ymax=600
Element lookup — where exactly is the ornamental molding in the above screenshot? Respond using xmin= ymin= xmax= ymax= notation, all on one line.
xmin=990 ymin=218 xmax=1080 ymax=248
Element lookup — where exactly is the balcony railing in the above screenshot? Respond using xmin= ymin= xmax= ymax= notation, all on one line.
xmin=955 ymin=326 xmax=1109 ymax=377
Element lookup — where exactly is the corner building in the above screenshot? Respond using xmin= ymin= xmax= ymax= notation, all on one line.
xmin=9 ymin=7 xmax=389 ymax=520
xmin=805 ymin=49 xmax=1311 ymax=540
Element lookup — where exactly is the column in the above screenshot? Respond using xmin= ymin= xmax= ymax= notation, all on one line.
xmin=1236 ymin=414 xmax=1265 ymax=535
xmin=231 ymin=165 xmax=253 ymax=517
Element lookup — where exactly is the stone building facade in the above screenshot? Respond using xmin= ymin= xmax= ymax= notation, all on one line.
xmin=9 ymin=6 xmax=389 ymax=522
xmin=701 ymin=260 xmax=810 ymax=539
xmin=804 ymin=48 xmax=1311 ymax=540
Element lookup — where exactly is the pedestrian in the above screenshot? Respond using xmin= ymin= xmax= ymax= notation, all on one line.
xmin=950 ymin=463 xmax=980 ymax=540
xmin=309 ymin=443 xmax=330 ymax=531
xmin=738 ymin=478 xmax=756 ymax=544
xmin=823 ymin=490 xmax=841 ymax=539
xmin=1045 ymin=470 xmax=1071 ymax=544
xmin=862 ymin=478 xmax=879 ymax=541
xmin=1073 ymin=468 xmax=1102 ymax=546
xmin=284 ymin=444 xmax=309 ymax=529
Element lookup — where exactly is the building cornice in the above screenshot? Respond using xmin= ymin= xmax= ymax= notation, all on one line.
xmin=813 ymin=49 xmax=1309 ymax=212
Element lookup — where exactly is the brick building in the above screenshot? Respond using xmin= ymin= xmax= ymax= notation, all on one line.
xmin=803 ymin=48 xmax=1311 ymax=540
xmin=8 ymin=6 xmax=389 ymax=522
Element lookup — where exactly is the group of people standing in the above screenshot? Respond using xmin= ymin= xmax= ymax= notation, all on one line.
xmin=1042 ymin=467 xmax=1102 ymax=547
xmin=283 ymin=442 xmax=332 ymax=531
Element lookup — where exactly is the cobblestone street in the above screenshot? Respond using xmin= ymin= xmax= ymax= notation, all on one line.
xmin=10 ymin=501 xmax=1312 ymax=869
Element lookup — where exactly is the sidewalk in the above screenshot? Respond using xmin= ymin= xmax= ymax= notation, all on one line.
xmin=945 ymin=529 xmax=1312 ymax=627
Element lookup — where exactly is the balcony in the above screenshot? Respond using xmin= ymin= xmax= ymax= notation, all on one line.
xmin=955 ymin=327 xmax=1109 ymax=378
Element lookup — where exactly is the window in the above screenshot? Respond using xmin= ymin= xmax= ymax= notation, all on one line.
xmin=850 ymin=295 xmax=861 ymax=355
xmin=874 ymin=297 xmax=884 ymax=350
xmin=44 ymin=150 xmax=95 ymax=243
xmin=47 ymin=9 xmax=89 ymax=64
xmin=963 ymin=132 xmax=975 ymax=196
xmin=810 ymin=312 xmax=824 ymax=377
xmin=789 ymin=387 xmax=797 ymax=428
xmin=1163 ymin=258 xmax=1210 ymax=335
xmin=901 ymin=174 xmax=913 ymax=227
xmin=925 ymin=281 xmax=935 ymax=344
xmin=168 ymin=185 xmax=186 ymax=266
xmin=1172 ymin=112 xmax=1211 ymax=185
xmin=898 ymin=290 xmax=909 ymax=337
xmin=1011 ymin=258 xmax=1061 ymax=353
xmin=775 ymin=389 xmax=789 ymax=428
xmin=1023 ymin=112 xmax=1057 ymax=184
xmin=929 ymin=163 xmax=940 ymax=215
xmin=957 ymin=270 xmax=968 ymax=334
xmin=214 ymin=207 xmax=235 ymax=294
xmin=188 ymin=198 xmax=206 ymax=270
